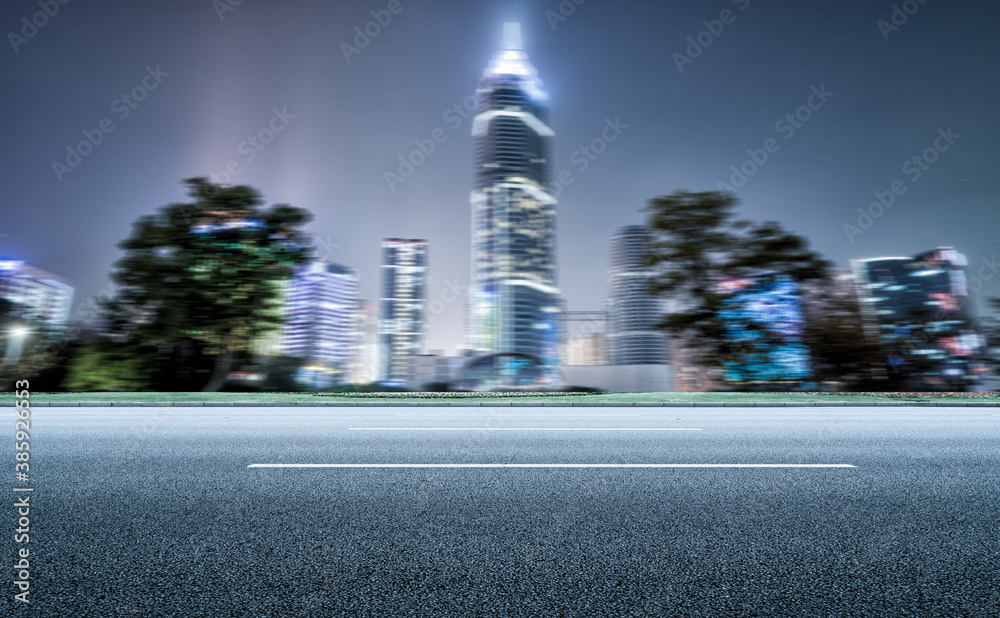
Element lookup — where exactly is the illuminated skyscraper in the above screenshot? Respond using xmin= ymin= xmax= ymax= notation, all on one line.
xmin=380 ymin=239 xmax=428 ymax=385
xmin=468 ymin=23 xmax=562 ymax=379
xmin=606 ymin=226 xmax=667 ymax=365
xmin=282 ymin=260 xmax=359 ymax=386
xmin=0 ymin=259 xmax=74 ymax=336
xmin=852 ymin=247 xmax=983 ymax=389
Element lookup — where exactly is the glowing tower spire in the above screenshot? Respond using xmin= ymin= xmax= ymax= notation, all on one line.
xmin=467 ymin=23 xmax=562 ymax=385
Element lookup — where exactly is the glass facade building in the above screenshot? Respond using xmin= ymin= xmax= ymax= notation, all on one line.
xmin=380 ymin=239 xmax=428 ymax=385
xmin=605 ymin=226 xmax=667 ymax=365
xmin=282 ymin=260 xmax=359 ymax=387
xmin=852 ymin=247 xmax=983 ymax=390
xmin=468 ymin=23 xmax=562 ymax=382
xmin=0 ymin=259 xmax=74 ymax=336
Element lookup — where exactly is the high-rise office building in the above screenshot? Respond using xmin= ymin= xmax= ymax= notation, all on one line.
xmin=380 ymin=239 xmax=428 ymax=385
xmin=282 ymin=260 xmax=359 ymax=386
xmin=351 ymin=299 xmax=381 ymax=385
xmin=0 ymin=259 xmax=74 ymax=336
xmin=468 ymin=23 xmax=562 ymax=379
xmin=605 ymin=226 xmax=667 ymax=365
xmin=852 ymin=247 xmax=983 ymax=389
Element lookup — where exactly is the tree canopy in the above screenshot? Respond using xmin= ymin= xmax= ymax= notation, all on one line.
xmin=101 ymin=178 xmax=313 ymax=391
xmin=643 ymin=190 xmax=833 ymax=378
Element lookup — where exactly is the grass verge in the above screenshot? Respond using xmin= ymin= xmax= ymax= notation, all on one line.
xmin=3 ymin=391 xmax=995 ymax=404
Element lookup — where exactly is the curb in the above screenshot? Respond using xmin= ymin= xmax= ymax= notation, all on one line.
xmin=21 ymin=401 xmax=1000 ymax=407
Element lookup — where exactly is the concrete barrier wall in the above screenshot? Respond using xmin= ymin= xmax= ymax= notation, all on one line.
xmin=561 ymin=364 xmax=672 ymax=392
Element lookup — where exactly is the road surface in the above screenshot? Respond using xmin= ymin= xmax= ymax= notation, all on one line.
xmin=4 ymin=405 xmax=998 ymax=616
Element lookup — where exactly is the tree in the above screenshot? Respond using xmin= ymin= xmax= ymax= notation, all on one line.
xmin=800 ymin=280 xmax=884 ymax=389
xmin=62 ymin=340 xmax=159 ymax=392
xmin=101 ymin=178 xmax=313 ymax=391
xmin=643 ymin=190 xmax=833 ymax=382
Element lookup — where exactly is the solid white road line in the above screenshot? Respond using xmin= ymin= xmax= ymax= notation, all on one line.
xmin=349 ymin=427 xmax=701 ymax=431
xmin=248 ymin=463 xmax=856 ymax=468
xmin=393 ymin=413 xmax=642 ymax=417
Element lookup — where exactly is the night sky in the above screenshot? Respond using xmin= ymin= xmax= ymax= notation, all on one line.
xmin=2 ymin=0 xmax=998 ymax=353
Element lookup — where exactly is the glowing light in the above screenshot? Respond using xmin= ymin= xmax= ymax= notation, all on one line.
xmin=190 ymin=219 xmax=264 ymax=234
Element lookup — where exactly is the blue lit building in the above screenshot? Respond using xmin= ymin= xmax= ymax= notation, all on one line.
xmin=281 ymin=260 xmax=359 ymax=388
xmin=380 ymin=239 xmax=428 ymax=386
xmin=852 ymin=247 xmax=983 ymax=390
xmin=467 ymin=23 xmax=562 ymax=386
xmin=716 ymin=273 xmax=813 ymax=385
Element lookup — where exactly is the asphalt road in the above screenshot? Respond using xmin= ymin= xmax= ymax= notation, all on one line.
xmin=3 ymin=406 xmax=999 ymax=616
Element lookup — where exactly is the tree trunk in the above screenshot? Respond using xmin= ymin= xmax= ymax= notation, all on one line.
xmin=201 ymin=345 xmax=233 ymax=392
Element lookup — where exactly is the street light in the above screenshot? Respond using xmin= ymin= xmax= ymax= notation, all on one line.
xmin=4 ymin=326 xmax=30 ymax=365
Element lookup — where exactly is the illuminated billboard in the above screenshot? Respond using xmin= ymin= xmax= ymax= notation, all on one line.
xmin=716 ymin=273 xmax=812 ymax=384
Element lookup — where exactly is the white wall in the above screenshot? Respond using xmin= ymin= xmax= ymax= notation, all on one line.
xmin=561 ymin=364 xmax=672 ymax=393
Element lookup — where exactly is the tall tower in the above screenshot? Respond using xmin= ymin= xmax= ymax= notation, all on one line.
xmin=468 ymin=23 xmax=562 ymax=377
xmin=606 ymin=226 xmax=668 ymax=365
xmin=379 ymin=239 xmax=428 ymax=385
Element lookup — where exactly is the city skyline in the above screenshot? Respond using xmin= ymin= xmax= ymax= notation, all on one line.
xmin=3 ymin=0 xmax=998 ymax=355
